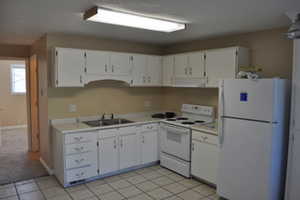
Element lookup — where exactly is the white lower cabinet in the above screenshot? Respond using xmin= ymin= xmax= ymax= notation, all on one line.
xmin=98 ymin=129 xmax=119 ymax=175
xmin=191 ymin=130 xmax=219 ymax=184
xmin=119 ymin=130 xmax=139 ymax=169
xmin=139 ymin=124 xmax=159 ymax=164
xmin=53 ymin=123 xmax=159 ymax=187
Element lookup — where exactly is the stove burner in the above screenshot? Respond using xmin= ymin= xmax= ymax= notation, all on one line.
xmin=176 ymin=117 xmax=188 ymax=120
xmin=166 ymin=119 xmax=176 ymax=121
xmin=181 ymin=121 xmax=195 ymax=125
xmin=194 ymin=120 xmax=205 ymax=123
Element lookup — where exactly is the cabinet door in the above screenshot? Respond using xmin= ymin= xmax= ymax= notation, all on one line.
xmin=174 ymin=54 xmax=188 ymax=78
xmin=292 ymin=40 xmax=300 ymax=131
xmin=141 ymin=131 xmax=158 ymax=164
xmin=99 ymin=137 xmax=119 ymax=175
xmin=188 ymin=52 xmax=205 ymax=78
xmin=131 ymin=54 xmax=147 ymax=86
xmin=191 ymin=140 xmax=218 ymax=184
xmin=119 ymin=133 xmax=138 ymax=169
xmin=55 ymin=48 xmax=85 ymax=87
xmin=85 ymin=50 xmax=110 ymax=75
xmin=110 ymin=53 xmax=132 ymax=76
xmin=205 ymin=48 xmax=237 ymax=87
xmin=162 ymin=56 xmax=174 ymax=86
xmin=147 ymin=56 xmax=162 ymax=86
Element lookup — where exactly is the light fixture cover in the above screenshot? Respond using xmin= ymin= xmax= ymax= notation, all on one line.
xmin=84 ymin=7 xmax=186 ymax=33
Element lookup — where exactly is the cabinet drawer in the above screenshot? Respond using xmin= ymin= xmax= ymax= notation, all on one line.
xmin=66 ymin=166 xmax=97 ymax=183
xmin=140 ymin=123 xmax=158 ymax=132
xmin=192 ymin=131 xmax=218 ymax=145
xmin=65 ymin=152 xmax=97 ymax=169
xmin=65 ymin=142 xmax=96 ymax=155
xmin=65 ymin=132 xmax=97 ymax=144
xmin=99 ymin=128 xmax=118 ymax=139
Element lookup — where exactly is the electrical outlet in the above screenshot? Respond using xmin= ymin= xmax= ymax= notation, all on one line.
xmin=144 ymin=100 xmax=152 ymax=108
xmin=69 ymin=104 xmax=77 ymax=112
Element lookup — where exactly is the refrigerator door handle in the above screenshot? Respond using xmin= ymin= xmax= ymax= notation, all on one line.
xmin=218 ymin=80 xmax=225 ymax=147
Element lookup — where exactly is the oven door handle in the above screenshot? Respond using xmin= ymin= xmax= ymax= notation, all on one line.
xmin=163 ymin=125 xmax=190 ymax=135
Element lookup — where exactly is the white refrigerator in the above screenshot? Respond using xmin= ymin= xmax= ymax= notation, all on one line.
xmin=217 ymin=79 xmax=290 ymax=200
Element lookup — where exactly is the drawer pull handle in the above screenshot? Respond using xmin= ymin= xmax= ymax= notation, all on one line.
xmin=75 ymin=158 xmax=85 ymax=163
xmin=74 ymin=136 xmax=84 ymax=141
xmin=75 ymin=172 xmax=85 ymax=177
xmin=202 ymin=136 xmax=208 ymax=140
xmin=74 ymin=147 xmax=84 ymax=152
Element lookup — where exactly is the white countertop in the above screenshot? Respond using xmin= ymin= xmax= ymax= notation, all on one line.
xmin=51 ymin=112 xmax=164 ymax=134
xmin=51 ymin=111 xmax=218 ymax=135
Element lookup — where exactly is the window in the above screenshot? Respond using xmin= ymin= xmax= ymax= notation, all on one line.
xmin=11 ymin=64 xmax=26 ymax=94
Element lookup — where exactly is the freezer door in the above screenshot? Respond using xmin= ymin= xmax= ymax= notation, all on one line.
xmin=217 ymin=118 xmax=274 ymax=200
xmin=221 ymin=79 xmax=275 ymax=122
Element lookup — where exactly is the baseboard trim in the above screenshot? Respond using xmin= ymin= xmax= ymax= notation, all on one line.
xmin=0 ymin=125 xmax=27 ymax=130
xmin=39 ymin=157 xmax=54 ymax=175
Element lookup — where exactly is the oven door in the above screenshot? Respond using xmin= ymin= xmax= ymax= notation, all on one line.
xmin=160 ymin=123 xmax=191 ymax=161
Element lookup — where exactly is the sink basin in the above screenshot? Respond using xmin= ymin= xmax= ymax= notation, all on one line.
xmin=83 ymin=118 xmax=134 ymax=127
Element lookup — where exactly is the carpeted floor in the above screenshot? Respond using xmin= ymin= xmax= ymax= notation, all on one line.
xmin=0 ymin=128 xmax=48 ymax=185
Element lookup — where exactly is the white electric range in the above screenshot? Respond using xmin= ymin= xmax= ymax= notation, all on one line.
xmin=160 ymin=104 xmax=215 ymax=177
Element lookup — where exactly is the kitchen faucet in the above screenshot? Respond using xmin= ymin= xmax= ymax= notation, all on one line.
xmin=101 ymin=113 xmax=105 ymax=120
xmin=111 ymin=113 xmax=114 ymax=119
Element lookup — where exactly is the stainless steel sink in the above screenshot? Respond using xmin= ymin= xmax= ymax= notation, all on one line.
xmin=83 ymin=118 xmax=134 ymax=127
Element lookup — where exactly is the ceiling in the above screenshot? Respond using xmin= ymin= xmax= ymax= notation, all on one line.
xmin=0 ymin=0 xmax=299 ymax=45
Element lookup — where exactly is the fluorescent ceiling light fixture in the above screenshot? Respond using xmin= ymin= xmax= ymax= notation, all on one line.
xmin=84 ymin=7 xmax=186 ymax=32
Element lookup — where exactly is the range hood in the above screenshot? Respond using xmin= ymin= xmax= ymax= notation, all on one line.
xmin=287 ymin=13 xmax=300 ymax=39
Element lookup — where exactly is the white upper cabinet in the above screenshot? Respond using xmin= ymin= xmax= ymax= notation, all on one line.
xmin=174 ymin=54 xmax=189 ymax=78
xmin=85 ymin=50 xmax=110 ymax=75
xmin=131 ymin=54 xmax=162 ymax=87
xmin=110 ymin=53 xmax=132 ymax=76
xmin=162 ymin=56 xmax=174 ymax=86
xmin=147 ymin=56 xmax=162 ymax=86
xmin=188 ymin=51 xmax=205 ymax=78
xmin=205 ymin=47 xmax=249 ymax=88
xmin=131 ymin=54 xmax=147 ymax=86
xmin=53 ymin=46 xmax=248 ymax=88
xmin=54 ymin=48 xmax=85 ymax=87
xmin=173 ymin=51 xmax=206 ymax=87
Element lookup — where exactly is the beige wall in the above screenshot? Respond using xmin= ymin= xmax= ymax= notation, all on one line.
xmin=161 ymin=27 xmax=293 ymax=112
xmin=0 ymin=44 xmax=30 ymax=59
xmin=0 ymin=60 xmax=27 ymax=126
xmin=48 ymin=82 xmax=164 ymax=119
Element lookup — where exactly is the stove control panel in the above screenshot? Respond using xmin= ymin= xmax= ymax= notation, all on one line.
xmin=181 ymin=104 xmax=214 ymax=117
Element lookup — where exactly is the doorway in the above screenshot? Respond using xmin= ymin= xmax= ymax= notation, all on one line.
xmin=0 ymin=58 xmax=47 ymax=184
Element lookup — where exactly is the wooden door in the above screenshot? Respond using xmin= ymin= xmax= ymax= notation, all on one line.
xmin=29 ymin=55 xmax=39 ymax=152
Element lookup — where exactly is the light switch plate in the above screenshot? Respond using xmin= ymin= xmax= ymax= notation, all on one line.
xmin=69 ymin=104 xmax=77 ymax=112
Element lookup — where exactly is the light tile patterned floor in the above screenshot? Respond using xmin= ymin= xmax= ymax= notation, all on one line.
xmin=0 ymin=165 xmax=219 ymax=200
